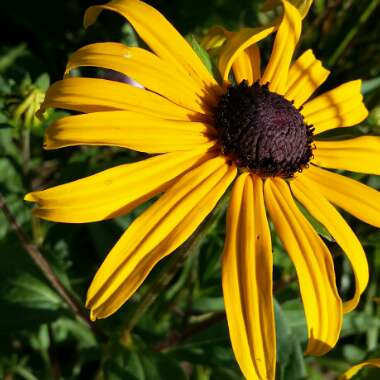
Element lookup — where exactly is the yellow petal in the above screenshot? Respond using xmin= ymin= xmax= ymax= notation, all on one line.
xmin=302 ymin=80 xmax=368 ymax=134
xmin=201 ymin=26 xmax=228 ymax=51
xmin=44 ymin=111 xmax=216 ymax=152
xmin=303 ymin=165 xmax=380 ymax=227
xmin=24 ymin=149 xmax=214 ymax=223
xmin=232 ymin=45 xmax=261 ymax=85
xmin=262 ymin=0 xmax=313 ymax=19
xmin=261 ymin=0 xmax=302 ymax=94
xmin=87 ymin=156 xmax=237 ymax=319
xmin=223 ymin=174 xmax=275 ymax=380
xmin=41 ymin=77 xmax=206 ymax=121
xmin=83 ymin=0 xmax=219 ymax=102
xmin=291 ymin=175 xmax=369 ymax=313
xmin=218 ymin=26 xmax=275 ymax=82
xmin=285 ymin=49 xmax=330 ymax=107
xmin=66 ymin=43 xmax=210 ymax=113
xmin=339 ymin=359 xmax=380 ymax=380
xmin=313 ymin=136 xmax=380 ymax=175
xmin=264 ymin=178 xmax=342 ymax=356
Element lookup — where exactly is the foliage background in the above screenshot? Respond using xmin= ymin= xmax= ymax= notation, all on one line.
xmin=1 ymin=0 xmax=380 ymax=379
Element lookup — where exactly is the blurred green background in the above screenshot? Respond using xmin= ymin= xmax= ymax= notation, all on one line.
xmin=1 ymin=0 xmax=380 ymax=379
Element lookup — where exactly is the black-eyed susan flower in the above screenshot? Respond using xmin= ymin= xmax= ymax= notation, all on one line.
xmin=25 ymin=0 xmax=380 ymax=379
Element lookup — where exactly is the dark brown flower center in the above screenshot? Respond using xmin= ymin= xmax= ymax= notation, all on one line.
xmin=214 ymin=81 xmax=314 ymax=178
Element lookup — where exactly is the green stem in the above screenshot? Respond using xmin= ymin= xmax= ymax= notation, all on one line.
xmin=122 ymin=191 xmax=230 ymax=333
xmin=328 ymin=0 xmax=379 ymax=68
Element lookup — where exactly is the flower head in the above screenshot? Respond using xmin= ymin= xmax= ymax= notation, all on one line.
xmin=25 ymin=1 xmax=380 ymax=379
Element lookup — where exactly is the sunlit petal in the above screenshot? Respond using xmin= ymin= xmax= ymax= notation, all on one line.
xmin=261 ymin=0 xmax=302 ymax=94
xmin=41 ymin=77 xmax=207 ymax=121
xmin=66 ymin=43 xmax=210 ymax=113
xmin=84 ymin=0 xmax=219 ymax=102
xmin=285 ymin=49 xmax=330 ymax=107
xmin=313 ymin=136 xmax=380 ymax=175
xmin=265 ymin=178 xmax=342 ymax=356
xmin=25 ymin=149 xmax=214 ymax=223
xmin=303 ymin=165 xmax=380 ymax=228
xmin=223 ymin=174 xmax=275 ymax=380
xmin=44 ymin=111 xmax=216 ymax=152
xmin=302 ymin=80 xmax=368 ymax=134
xmin=339 ymin=359 xmax=380 ymax=380
xmin=218 ymin=26 xmax=275 ymax=82
xmin=291 ymin=175 xmax=369 ymax=313
xmin=87 ymin=157 xmax=237 ymax=319
xmin=232 ymin=45 xmax=261 ymax=85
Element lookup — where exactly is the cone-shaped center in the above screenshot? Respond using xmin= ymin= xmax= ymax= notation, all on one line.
xmin=215 ymin=81 xmax=314 ymax=178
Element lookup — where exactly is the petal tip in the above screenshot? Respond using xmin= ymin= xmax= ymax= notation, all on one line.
xmin=24 ymin=193 xmax=36 ymax=202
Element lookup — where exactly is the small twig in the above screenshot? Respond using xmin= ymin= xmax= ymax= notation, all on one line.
xmin=155 ymin=312 xmax=226 ymax=351
xmin=0 ymin=192 xmax=96 ymax=333
xmin=155 ymin=275 xmax=298 ymax=351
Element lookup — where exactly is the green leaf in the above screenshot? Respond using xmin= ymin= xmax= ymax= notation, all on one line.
xmin=34 ymin=73 xmax=50 ymax=92
xmin=362 ymin=76 xmax=380 ymax=95
xmin=186 ymin=34 xmax=213 ymax=74
xmin=274 ymin=299 xmax=307 ymax=380
xmin=0 ymin=273 xmax=62 ymax=333
xmin=341 ymin=311 xmax=380 ymax=337
xmin=103 ymin=340 xmax=187 ymax=380
xmin=192 ymin=297 xmax=224 ymax=313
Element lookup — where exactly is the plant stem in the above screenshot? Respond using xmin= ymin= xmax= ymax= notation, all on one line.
xmin=155 ymin=312 xmax=226 ymax=351
xmin=328 ymin=0 xmax=379 ymax=67
xmin=0 ymin=192 xmax=96 ymax=334
xmin=122 ymin=191 xmax=230 ymax=333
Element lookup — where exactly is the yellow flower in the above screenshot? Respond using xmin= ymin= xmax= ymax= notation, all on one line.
xmin=25 ymin=0 xmax=379 ymax=379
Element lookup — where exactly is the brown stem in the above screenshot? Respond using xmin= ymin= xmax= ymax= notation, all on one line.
xmin=0 ymin=192 xmax=96 ymax=334
xmin=155 ymin=312 xmax=226 ymax=352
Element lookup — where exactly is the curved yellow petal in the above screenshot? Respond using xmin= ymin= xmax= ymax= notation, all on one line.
xmin=223 ymin=174 xmax=275 ymax=380
xmin=201 ymin=26 xmax=228 ymax=51
xmin=87 ymin=157 xmax=237 ymax=319
xmin=291 ymin=175 xmax=369 ymax=313
xmin=232 ymin=45 xmax=261 ymax=85
xmin=218 ymin=26 xmax=275 ymax=82
xmin=303 ymin=165 xmax=380 ymax=228
xmin=261 ymin=0 xmax=302 ymax=94
xmin=339 ymin=359 xmax=380 ymax=380
xmin=66 ymin=43 xmax=210 ymax=113
xmin=313 ymin=136 xmax=380 ymax=175
xmin=262 ymin=0 xmax=313 ymax=19
xmin=44 ymin=111 xmax=216 ymax=152
xmin=83 ymin=0 xmax=219 ymax=103
xmin=41 ymin=77 xmax=207 ymax=121
xmin=302 ymin=80 xmax=368 ymax=134
xmin=264 ymin=178 xmax=342 ymax=356
xmin=24 ymin=149 xmax=214 ymax=223
xmin=285 ymin=49 xmax=330 ymax=107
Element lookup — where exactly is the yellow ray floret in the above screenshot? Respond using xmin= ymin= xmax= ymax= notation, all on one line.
xmin=87 ymin=156 xmax=237 ymax=319
xmin=313 ymin=136 xmax=380 ymax=175
xmin=25 ymin=149 xmax=215 ymax=223
xmin=223 ymin=174 xmax=275 ymax=380
xmin=291 ymin=175 xmax=369 ymax=313
xmin=44 ymin=111 xmax=216 ymax=152
xmin=265 ymin=178 xmax=342 ymax=356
